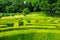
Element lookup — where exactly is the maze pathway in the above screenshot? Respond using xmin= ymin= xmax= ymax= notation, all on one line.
xmin=0 ymin=13 xmax=60 ymax=40
xmin=0 ymin=14 xmax=60 ymax=32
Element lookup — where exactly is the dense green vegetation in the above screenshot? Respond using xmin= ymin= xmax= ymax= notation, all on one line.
xmin=0 ymin=0 xmax=60 ymax=40
xmin=0 ymin=0 xmax=60 ymax=17
xmin=0 ymin=0 xmax=60 ymax=14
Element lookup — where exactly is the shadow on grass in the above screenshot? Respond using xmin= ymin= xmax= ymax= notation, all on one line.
xmin=46 ymin=13 xmax=60 ymax=18
xmin=53 ymin=14 xmax=60 ymax=18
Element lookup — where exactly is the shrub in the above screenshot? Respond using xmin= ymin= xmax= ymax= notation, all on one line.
xmin=22 ymin=8 xmax=30 ymax=16
xmin=0 ymin=13 xmax=3 ymax=18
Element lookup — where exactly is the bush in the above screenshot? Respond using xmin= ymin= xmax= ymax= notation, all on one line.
xmin=3 ymin=13 xmax=10 ymax=16
xmin=22 ymin=8 xmax=30 ymax=16
xmin=0 ymin=13 xmax=3 ymax=18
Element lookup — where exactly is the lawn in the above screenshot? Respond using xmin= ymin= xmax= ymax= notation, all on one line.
xmin=0 ymin=12 xmax=60 ymax=40
xmin=0 ymin=29 xmax=60 ymax=40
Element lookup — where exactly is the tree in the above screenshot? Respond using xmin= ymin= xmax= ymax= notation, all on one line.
xmin=47 ymin=0 xmax=58 ymax=16
xmin=48 ymin=0 xmax=58 ymax=4
xmin=28 ymin=3 xmax=34 ymax=12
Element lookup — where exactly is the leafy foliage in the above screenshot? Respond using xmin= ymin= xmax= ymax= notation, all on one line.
xmin=0 ymin=0 xmax=60 ymax=16
xmin=22 ymin=8 xmax=30 ymax=16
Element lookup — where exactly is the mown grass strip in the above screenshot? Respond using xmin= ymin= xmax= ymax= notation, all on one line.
xmin=0 ymin=29 xmax=60 ymax=37
xmin=0 ymin=25 xmax=56 ymax=32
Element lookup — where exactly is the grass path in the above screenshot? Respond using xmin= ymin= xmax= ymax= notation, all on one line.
xmin=0 ymin=29 xmax=60 ymax=37
xmin=0 ymin=12 xmax=60 ymax=40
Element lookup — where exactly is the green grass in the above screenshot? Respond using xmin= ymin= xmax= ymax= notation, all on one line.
xmin=0 ymin=33 xmax=56 ymax=40
xmin=0 ymin=29 xmax=60 ymax=40
xmin=0 ymin=13 xmax=60 ymax=29
xmin=0 ymin=12 xmax=60 ymax=40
